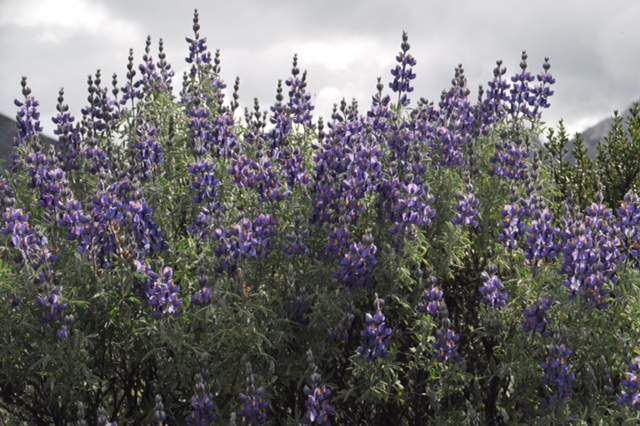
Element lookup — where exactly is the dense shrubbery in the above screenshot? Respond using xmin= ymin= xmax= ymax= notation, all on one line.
xmin=3 ymin=9 xmax=640 ymax=425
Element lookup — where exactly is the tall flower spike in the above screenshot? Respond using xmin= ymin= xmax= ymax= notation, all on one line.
xmin=479 ymin=264 xmax=508 ymax=309
xmin=617 ymin=357 xmax=640 ymax=409
xmin=541 ymin=343 xmax=575 ymax=407
xmin=237 ymin=364 xmax=269 ymax=425
xmin=357 ymin=295 xmax=393 ymax=361
xmin=432 ymin=317 xmax=463 ymax=363
xmin=187 ymin=372 xmax=217 ymax=425
xmin=151 ymin=394 xmax=166 ymax=425
xmin=389 ymin=31 xmax=417 ymax=108
xmin=302 ymin=350 xmax=335 ymax=425
xmin=522 ymin=298 xmax=554 ymax=337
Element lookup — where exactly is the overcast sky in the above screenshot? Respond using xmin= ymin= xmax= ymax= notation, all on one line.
xmin=1 ymin=0 xmax=638 ymax=138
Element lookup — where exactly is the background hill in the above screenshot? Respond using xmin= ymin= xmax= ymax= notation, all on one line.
xmin=0 ymin=112 xmax=55 ymax=168
xmin=572 ymin=100 xmax=639 ymax=159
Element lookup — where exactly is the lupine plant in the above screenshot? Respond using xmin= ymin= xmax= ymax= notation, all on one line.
xmin=3 ymin=9 xmax=640 ymax=425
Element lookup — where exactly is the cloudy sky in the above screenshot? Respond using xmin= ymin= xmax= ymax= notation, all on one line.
xmin=0 ymin=0 xmax=638 ymax=138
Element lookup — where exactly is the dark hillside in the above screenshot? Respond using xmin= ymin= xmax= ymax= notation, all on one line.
xmin=0 ymin=112 xmax=56 ymax=168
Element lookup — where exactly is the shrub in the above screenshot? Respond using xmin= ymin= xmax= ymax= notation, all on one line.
xmin=2 ymin=9 xmax=640 ymax=425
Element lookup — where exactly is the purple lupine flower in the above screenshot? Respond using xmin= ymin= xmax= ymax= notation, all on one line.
xmin=389 ymin=31 xmax=417 ymax=108
xmin=479 ymin=266 xmax=508 ymax=309
xmin=268 ymin=79 xmax=292 ymax=152
xmin=52 ymin=88 xmax=82 ymax=172
xmin=191 ymin=274 xmax=214 ymax=306
xmin=522 ymin=298 xmax=554 ymax=337
xmin=525 ymin=208 xmax=557 ymax=263
xmin=187 ymin=373 xmax=217 ymax=425
xmin=80 ymin=73 xmax=117 ymax=176
xmin=393 ymin=180 xmax=436 ymax=230
xmin=617 ymin=357 xmax=640 ymax=409
xmin=35 ymin=286 xmax=67 ymax=324
xmin=189 ymin=159 xmax=221 ymax=204
xmin=133 ymin=125 xmax=164 ymax=182
xmin=252 ymin=213 xmax=278 ymax=259
xmin=212 ymin=222 xmax=241 ymax=275
xmin=483 ymin=60 xmax=510 ymax=129
xmin=302 ymin=351 xmax=334 ymax=425
xmin=286 ymin=54 xmax=315 ymax=129
xmin=452 ymin=184 xmax=480 ymax=227
xmin=230 ymin=154 xmax=260 ymax=190
xmin=184 ymin=10 xmax=212 ymax=79
xmin=508 ymin=51 xmax=537 ymax=121
xmin=558 ymin=191 xmax=619 ymax=309
xmin=500 ymin=191 xmax=527 ymax=250
xmin=237 ymin=366 xmax=268 ymax=425
xmin=282 ymin=212 xmax=310 ymax=256
xmin=325 ymin=219 xmax=352 ymax=260
xmin=368 ymin=77 xmax=393 ymax=133
xmin=11 ymin=77 xmax=44 ymax=172
xmin=135 ymin=36 xmax=174 ymax=96
xmin=541 ymin=343 xmax=575 ymax=407
xmin=420 ymin=285 xmax=445 ymax=317
xmin=187 ymin=105 xmax=214 ymax=157
xmin=334 ymin=229 xmax=377 ymax=291
xmin=357 ymin=296 xmax=393 ymax=361
xmin=126 ymin=196 xmax=168 ymax=258
xmin=431 ymin=65 xmax=474 ymax=167
xmin=1 ymin=205 xmax=70 ymax=337
xmin=616 ymin=191 xmax=640 ymax=264
xmin=432 ymin=320 xmax=463 ymax=363
xmin=529 ymin=57 xmax=555 ymax=119
xmin=489 ymin=129 xmax=531 ymax=180
xmin=121 ymin=49 xmax=143 ymax=105
xmin=135 ymin=261 xmax=183 ymax=317
xmin=281 ymin=146 xmax=309 ymax=188
xmin=255 ymin=155 xmax=290 ymax=204
xmin=286 ymin=284 xmax=311 ymax=326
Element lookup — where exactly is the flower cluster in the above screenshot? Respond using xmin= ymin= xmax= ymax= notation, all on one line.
xmin=282 ymin=212 xmax=309 ymax=256
xmin=133 ymin=125 xmax=164 ymax=181
xmin=389 ymin=31 xmax=417 ymax=108
xmin=11 ymin=77 xmax=44 ymax=171
xmin=479 ymin=265 xmax=508 ymax=309
xmin=617 ymin=357 xmax=640 ymax=409
xmin=237 ymin=366 xmax=268 ymax=425
xmin=522 ymin=298 xmax=554 ymax=337
xmin=191 ymin=274 xmax=214 ymax=306
xmin=302 ymin=351 xmax=335 ymax=425
xmin=432 ymin=318 xmax=463 ymax=363
xmin=540 ymin=343 xmax=575 ymax=407
xmin=452 ymin=184 xmax=480 ymax=227
xmin=557 ymin=190 xmax=620 ymax=309
xmin=52 ymin=88 xmax=82 ymax=172
xmin=499 ymin=191 xmax=528 ymax=250
xmin=334 ymin=229 xmax=377 ymax=291
xmin=358 ymin=296 xmax=393 ymax=361
xmin=212 ymin=214 xmax=278 ymax=274
xmin=135 ymin=36 xmax=175 ymax=96
xmin=187 ymin=373 xmax=217 ymax=425
xmin=134 ymin=261 xmax=183 ymax=317
xmin=489 ymin=129 xmax=531 ymax=180
xmin=525 ymin=207 xmax=557 ymax=263
xmin=419 ymin=273 xmax=444 ymax=317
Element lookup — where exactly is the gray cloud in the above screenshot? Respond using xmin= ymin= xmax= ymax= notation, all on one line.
xmin=1 ymin=0 xmax=638 ymax=138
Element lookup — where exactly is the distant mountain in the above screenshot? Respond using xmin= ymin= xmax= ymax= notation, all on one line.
xmin=575 ymin=101 xmax=638 ymax=159
xmin=0 ymin=112 xmax=56 ymax=168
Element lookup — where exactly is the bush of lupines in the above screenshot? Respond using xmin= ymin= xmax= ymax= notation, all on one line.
xmin=3 ymin=10 xmax=640 ymax=425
